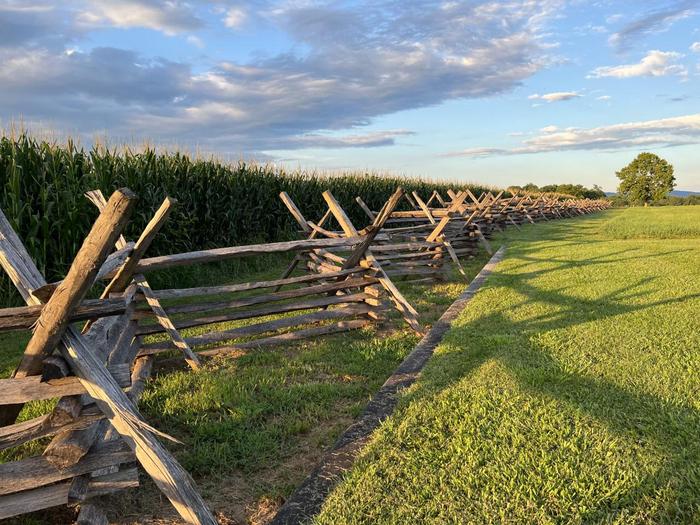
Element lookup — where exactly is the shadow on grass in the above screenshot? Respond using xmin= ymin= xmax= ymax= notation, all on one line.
xmin=390 ymin=231 xmax=700 ymax=521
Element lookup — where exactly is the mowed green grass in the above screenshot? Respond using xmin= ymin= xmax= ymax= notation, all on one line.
xmin=602 ymin=205 xmax=700 ymax=239
xmin=316 ymin=207 xmax=700 ymax=524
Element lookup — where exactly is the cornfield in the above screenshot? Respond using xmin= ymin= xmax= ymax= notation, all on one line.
xmin=0 ymin=133 xmax=493 ymax=304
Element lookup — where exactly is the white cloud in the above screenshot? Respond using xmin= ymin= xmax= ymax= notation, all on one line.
xmin=590 ymin=50 xmax=687 ymax=78
xmin=597 ymin=95 xmax=612 ymax=101
xmin=186 ymin=35 xmax=204 ymax=48
xmin=446 ymin=147 xmax=504 ymax=158
xmin=691 ymin=42 xmax=700 ymax=53
xmin=79 ymin=0 xmax=202 ymax=35
xmin=608 ymin=3 xmax=696 ymax=51
xmin=443 ymin=114 xmax=700 ymax=157
xmin=0 ymin=2 xmax=77 ymax=48
xmin=283 ymin=130 xmax=415 ymax=149
xmin=528 ymin=91 xmax=581 ymax=102
xmin=0 ymin=0 xmax=564 ymax=153
xmin=223 ymin=7 xmax=246 ymax=29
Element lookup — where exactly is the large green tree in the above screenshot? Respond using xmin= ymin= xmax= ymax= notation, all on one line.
xmin=616 ymin=153 xmax=675 ymax=205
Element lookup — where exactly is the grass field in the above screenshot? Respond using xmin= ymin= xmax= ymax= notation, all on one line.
xmin=316 ymin=206 xmax=700 ymax=524
xmin=3 ymin=206 xmax=698 ymax=524
xmin=601 ymin=206 xmax=700 ymax=239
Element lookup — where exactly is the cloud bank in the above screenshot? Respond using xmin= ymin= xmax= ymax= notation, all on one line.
xmin=0 ymin=0 xmax=562 ymax=152
xmin=444 ymin=113 xmax=700 ymax=157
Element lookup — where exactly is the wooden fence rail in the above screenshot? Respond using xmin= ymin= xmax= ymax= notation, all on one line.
xmin=0 ymin=185 xmax=609 ymax=523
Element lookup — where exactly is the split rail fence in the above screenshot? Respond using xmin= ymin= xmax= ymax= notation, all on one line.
xmin=0 ymin=186 xmax=609 ymax=524
xmin=281 ymin=189 xmax=609 ymax=283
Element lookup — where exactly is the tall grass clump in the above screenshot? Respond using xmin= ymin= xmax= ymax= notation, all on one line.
xmin=0 ymin=133 xmax=493 ymax=304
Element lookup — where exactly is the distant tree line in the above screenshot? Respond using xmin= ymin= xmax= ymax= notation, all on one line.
xmin=611 ymin=193 xmax=700 ymax=207
xmin=509 ymin=182 xmax=606 ymax=200
xmin=658 ymin=194 xmax=700 ymax=206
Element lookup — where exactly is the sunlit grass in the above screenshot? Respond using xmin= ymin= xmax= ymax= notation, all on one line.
xmin=137 ymin=256 xmax=491 ymax=477
xmin=316 ymin=209 xmax=700 ymax=524
xmin=601 ymin=206 xmax=700 ymax=239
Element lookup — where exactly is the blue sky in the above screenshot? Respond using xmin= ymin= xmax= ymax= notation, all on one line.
xmin=1 ymin=1 xmax=699 ymax=191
